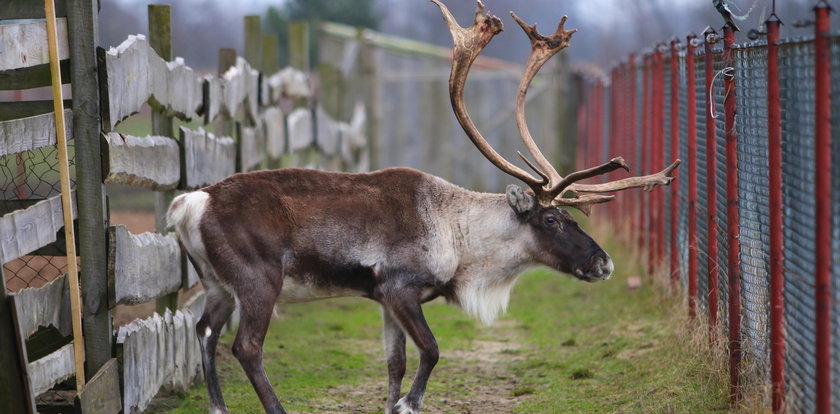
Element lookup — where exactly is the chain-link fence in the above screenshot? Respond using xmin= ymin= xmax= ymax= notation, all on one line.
xmin=576 ymin=18 xmax=838 ymax=413
xmin=1 ymin=137 xmax=75 ymax=293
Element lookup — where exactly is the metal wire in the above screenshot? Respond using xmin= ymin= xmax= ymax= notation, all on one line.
xmin=734 ymin=39 xmax=772 ymax=382
xmin=779 ymin=37 xmax=817 ymax=414
xmin=1 ymin=139 xmax=76 ymax=293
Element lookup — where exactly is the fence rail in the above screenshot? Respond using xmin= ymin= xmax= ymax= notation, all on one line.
xmin=0 ymin=3 xmax=370 ymax=412
xmin=576 ymin=5 xmax=836 ymax=413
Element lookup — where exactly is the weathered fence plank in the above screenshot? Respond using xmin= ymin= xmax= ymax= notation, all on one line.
xmin=179 ymin=126 xmax=236 ymax=189
xmin=263 ymin=107 xmax=285 ymax=159
xmin=27 ymin=342 xmax=75 ymax=397
xmin=219 ymin=57 xmax=260 ymax=120
xmin=117 ymin=307 xmax=203 ymax=414
xmin=239 ymin=124 xmax=265 ymax=171
xmin=0 ymin=109 xmax=73 ymax=157
xmin=0 ymin=19 xmax=69 ymax=71
xmin=266 ymin=67 xmax=310 ymax=102
xmin=287 ymin=107 xmax=313 ymax=151
xmin=76 ymin=358 xmax=121 ymax=414
xmin=103 ymin=132 xmax=180 ymax=190
xmin=153 ymin=58 xmax=203 ymax=120
xmin=103 ymin=35 xmax=151 ymax=128
xmin=108 ymin=225 xmax=181 ymax=306
xmin=102 ymin=34 xmax=203 ymax=128
xmin=0 ymin=192 xmax=76 ymax=264
xmin=11 ymin=275 xmax=71 ymax=340
xmin=316 ymin=106 xmax=340 ymax=156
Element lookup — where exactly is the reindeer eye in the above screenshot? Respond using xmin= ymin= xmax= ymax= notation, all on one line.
xmin=545 ymin=216 xmax=557 ymax=225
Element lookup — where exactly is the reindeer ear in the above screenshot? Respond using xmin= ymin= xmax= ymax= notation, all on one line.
xmin=506 ymin=184 xmax=535 ymax=215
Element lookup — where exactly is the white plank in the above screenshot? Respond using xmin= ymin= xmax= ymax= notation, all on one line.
xmin=0 ymin=192 xmax=76 ymax=263
xmin=266 ymin=67 xmax=310 ymax=100
xmin=158 ymin=57 xmax=203 ymax=120
xmin=180 ymin=126 xmax=236 ymax=189
xmin=0 ymin=109 xmax=72 ymax=157
xmin=117 ymin=307 xmax=203 ymax=413
xmin=105 ymin=34 xmax=151 ymax=128
xmin=287 ymin=107 xmax=313 ymax=152
xmin=103 ymin=132 xmax=180 ymax=190
xmin=240 ymin=124 xmax=265 ymax=172
xmin=28 ymin=343 xmax=75 ymax=397
xmin=105 ymin=35 xmax=205 ymax=128
xmin=205 ymin=75 xmax=222 ymax=122
xmin=109 ymin=225 xmax=181 ymax=305
xmin=316 ymin=106 xmax=339 ymax=156
xmin=0 ymin=18 xmax=69 ymax=71
xmin=12 ymin=274 xmax=71 ymax=340
xmin=263 ymin=107 xmax=286 ymax=159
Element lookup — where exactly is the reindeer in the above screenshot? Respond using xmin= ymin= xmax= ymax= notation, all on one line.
xmin=167 ymin=1 xmax=680 ymax=413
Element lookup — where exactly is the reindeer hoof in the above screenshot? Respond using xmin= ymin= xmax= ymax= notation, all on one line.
xmin=394 ymin=397 xmax=421 ymax=414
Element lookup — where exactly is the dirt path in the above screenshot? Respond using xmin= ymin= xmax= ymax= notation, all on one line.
xmin=310 ymin=320 xmax=528 ymax=414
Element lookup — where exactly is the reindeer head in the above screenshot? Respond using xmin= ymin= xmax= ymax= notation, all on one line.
xmin=433 ymin=0 xmax=681 ymax=280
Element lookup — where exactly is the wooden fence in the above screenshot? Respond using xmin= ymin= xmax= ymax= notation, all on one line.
xmin=0 ymin=3 xmax=367 ymax=413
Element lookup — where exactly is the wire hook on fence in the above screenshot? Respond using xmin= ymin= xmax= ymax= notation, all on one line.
xmin=709 ymin=67 xmax=735 ymax=119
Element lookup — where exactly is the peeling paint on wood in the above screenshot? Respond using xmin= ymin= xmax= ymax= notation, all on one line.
xmin=0 ymin=192 xmax=76 ymax=263
xmin=104 ymin=132 xmax=180 ymax=190
xmin=27 ymin=342 xmax=75 ymax=397
xmin=117 ymin=306 xmax=203 ymax=413
xmin=0 ymin=109 xmax=72 ymax=156
xmin=180 ymin=126 xmax=235 ymax=189
xmin=109 ymin=225 xmax=181 ymax=306
xmin=11 ymin=275 xmax=71 ymax=340
xmin=0 ymin=19 xmax=69 ymax=71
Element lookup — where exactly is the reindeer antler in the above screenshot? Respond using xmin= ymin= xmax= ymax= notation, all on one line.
xmin=433 ymin=0 xmax=681 ymax=214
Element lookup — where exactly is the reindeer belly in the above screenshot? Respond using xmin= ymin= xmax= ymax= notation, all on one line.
xmin=277 ymin=277 xmax=366 ymax=303
xmin=277 ymin=255 xmax=378 ymax=303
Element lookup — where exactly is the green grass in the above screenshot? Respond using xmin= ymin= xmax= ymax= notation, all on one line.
xmin=151 ymin=226 xmax=732 ymax=413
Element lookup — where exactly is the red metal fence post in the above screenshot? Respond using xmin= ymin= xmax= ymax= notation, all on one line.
xmin=765 ymin=15 xmax=785 ymax=414
xmin=656 ymin=46 xmax=666 ymax=270
xmin=722 ymin=25 xmax=742 ymax=402
xmin=686 ymin=34 xmax=699 ymax=319
xmin=650 ymin=50 xmax=660 ymax=270
xmin=703 ymin=27 xmax=720 ymax=338
xmin=640 ymin=55 xmax=650 ymax=255
xmin=629 ymin=55 xmax=638 ymax=239
xmin=670 ymin=39 xmax=680 ymax=288
xmin=814 ymin=3 xmax=832 ymax=412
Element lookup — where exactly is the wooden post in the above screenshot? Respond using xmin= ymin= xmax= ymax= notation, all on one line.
xmin=45 ymin=0 xmax=86 ymax=389
xmin=216 ymin=48 xmax=237 ymax=138
xmin=244 ymin=15 xmax=261 ymax=71
xmin=261 ymin=34 xmax=280 ymax=76
xmin=0 ymin=268 xmax=35 ymax=413
xmin=149 ymin=4 xmax=179 ymax=314
xmin=288 ymin=22 xmax=313 ymax=167
xmin=68 ymin=0 xmax=111 ymax=379
xmin=553 ymin=54 xmax=574 ymax=175
xmin=356 ymin=27 xmax=379 ymax=171
xmin=289 ymin=22 xmax=309 ymax=72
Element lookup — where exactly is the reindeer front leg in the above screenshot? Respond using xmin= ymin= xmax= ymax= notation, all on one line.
xmin=381 ymin=288 xmax=439 ymax=414
xmin=382 ymin=307 xmax=407 ymax=413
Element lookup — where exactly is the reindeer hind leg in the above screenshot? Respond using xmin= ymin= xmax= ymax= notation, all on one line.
xmin=230 ymin=270 xmax=286 ymax=414
xmin=196 ymin=278 xmax=235 ymax=414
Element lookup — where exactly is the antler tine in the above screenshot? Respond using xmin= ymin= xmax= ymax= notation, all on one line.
xmin=510 ymin=11 xmax=578 ymax=198
xmin=431 ymin=0 xmax=546 ymax=194
xmin=571 ymin=159 xmax=682 ymax=194
xmin=553 ymin=157 xmax=629 ymax=196
xmin=552 ymin=193 xmax=616 ymax=217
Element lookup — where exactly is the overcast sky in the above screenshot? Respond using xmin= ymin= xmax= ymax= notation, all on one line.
xmin=101 ymin=0 xmax=820 ymax=69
